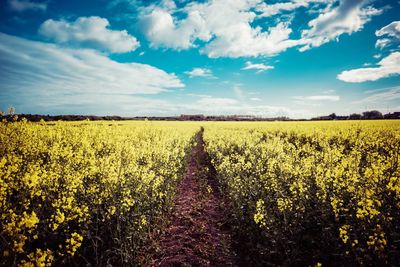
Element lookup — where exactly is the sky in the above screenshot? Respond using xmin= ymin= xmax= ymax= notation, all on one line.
xmin=0 ymin=0 xmax=399 ymax=118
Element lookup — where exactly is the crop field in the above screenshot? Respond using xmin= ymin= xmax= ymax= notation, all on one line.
xmin=204 ymin=120 xmax=400 ymax=266
xmin=1 ymin=120 xmax=399 ymax=266
xmin=0 ymin=121 xmax=199 ymax=266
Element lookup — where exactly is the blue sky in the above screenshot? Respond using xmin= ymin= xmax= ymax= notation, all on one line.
xmin=0 ymin=0 xmax=399 ymax=118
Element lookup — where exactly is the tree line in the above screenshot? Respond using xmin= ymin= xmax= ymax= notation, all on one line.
xmin=0 ymin=108 xmax=399 ymax=122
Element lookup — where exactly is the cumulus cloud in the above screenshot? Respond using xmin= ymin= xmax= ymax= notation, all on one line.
xmin=138 ymin=0 xmax=383 ymax=57
xmin=300 ymin=0 xmax=382 ymax=51
xmin=184 ymin=67 xmax=213 ymax=78
xmin=242 ymin=61 xmax=274 ymax=73
xmin=39 ymin=16 xmax=139 ymax=53
xmin=138 ymin=7 xmax=211 ymax=50
xmin=139 ymin=0 xmax=300 ymax=57
xmin=375 ymin=21 xmax=400 ymax=49
xmin=337 ymin=52 xmax=400 ymax=82
xmin=8 ymin=0 xmax=47 ymax=12
xmin=203 ymin=21 xmax=299 ymax=58
xmin=0 ymin=32 xmax=183 ymax=98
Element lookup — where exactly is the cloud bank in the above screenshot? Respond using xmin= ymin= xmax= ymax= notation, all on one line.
xmin=137 ymin=0 xmax=383 ymax=58
xmin=39 ymin=16 xmax=140 ymax=53
xmin=139 ymin=0 xmax=301 ymax=57
xmin=0 ymin=32 xmax=183 ymax=97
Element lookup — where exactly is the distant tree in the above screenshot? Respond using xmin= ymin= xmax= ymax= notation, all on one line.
xmin=329 ymin=113 xmax=337 ymax=120
xmin=384 ymin=112 xmax=400 ymax=119
xmin=362 ymin=110 xmax=383 ymax=119
xmin=349 ymin=113 xmax=362 ymax=120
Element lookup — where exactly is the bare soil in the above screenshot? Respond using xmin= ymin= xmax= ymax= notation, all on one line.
xmin=151 ymin=130 xmax=236 ymax=267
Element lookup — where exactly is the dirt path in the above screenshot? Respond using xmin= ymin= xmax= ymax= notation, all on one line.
xmin=151 ymin=130 xmax=236 ymax=266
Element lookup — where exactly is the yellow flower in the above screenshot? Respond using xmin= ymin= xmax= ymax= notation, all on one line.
xmin=23 ymin=211 xmax=39 ymax=229
xmin=339 ymin=225 xmax=350 ymax=244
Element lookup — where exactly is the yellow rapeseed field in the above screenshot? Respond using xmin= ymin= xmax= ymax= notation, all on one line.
xmin=0 ymin=120 xmax=199 ymax=266
xmin=204 ymin=120 xmax=400 ymax=265
xmin=1 ymin=119 xmax=399 ymax=266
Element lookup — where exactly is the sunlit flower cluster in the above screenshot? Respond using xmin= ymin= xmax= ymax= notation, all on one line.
xmin=0 ymin=120 xmax=198 ymax=266
xmin=204 ymin=120 xmax=400 ymax=265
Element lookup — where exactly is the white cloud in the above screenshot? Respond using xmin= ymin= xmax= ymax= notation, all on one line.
xmin=0 ymin=37 xmax=311 ymax=118
xmin=242 ymin=61 xmax=274 ymax=73
xmin=376 ymin=21 xmax=400 ymax=39
xmin=256 ymin=0 xmax=327 ymax=17
xmin=300 ymin=0 xmax=382 ymax=51
xmin=139 ymin=0 xmax=300 ymax=58
xmin=139 ymin=0 xmax=382 ymax=57
xmin=375 ymin=38 xmax=391 ymax=49
xmin=138 ymin=7 xmax=211 ymax=50
xmin=0 ymin=32 xmax=183 ymax=98
xmin=200 ymin=18 xmax=298 ymax=58
xmin=375 ymin=21 xmax=400 ymax=49
xmin=8 ymin=0 xmax=47 ymax=12
xmin=352 ymin=86 xmax=400 ymax=105
xmin=4 ymin=93 xmax=179 ymax=116
xmin=337 ymin=52 xmax=400 ymax=82
xmin=292 ymin=94 xmax=340 ymax=107
xmin=135 ymin=0 xmax=385 ymax=57
xmin=250 ymin=97 xmax=262 ymax=101
xmin=292 ymin=95 xmax=340 ymax=101
xmin=186 ymin=95 xmax=309 ymax=118
xmin=184 ymin=67 xmax=213 ymax=78
xmin=39 ymin=16 xmax=139 ymax=53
